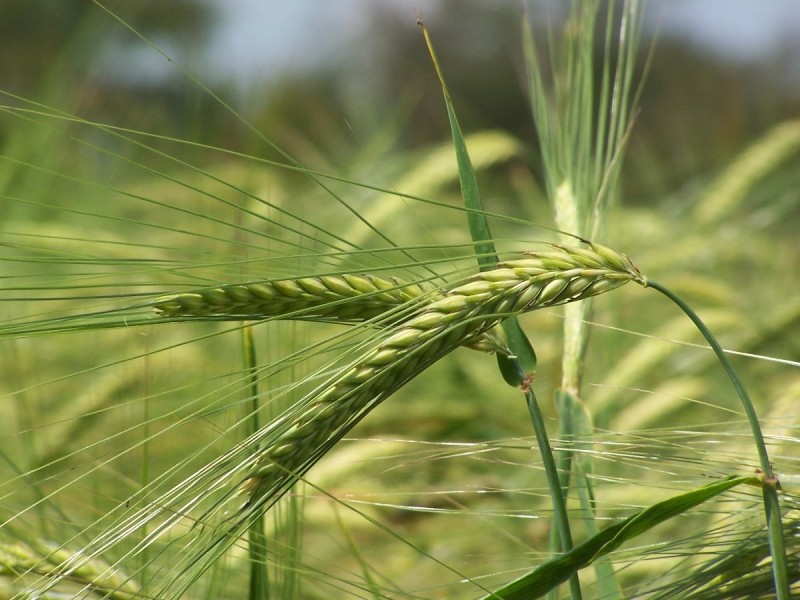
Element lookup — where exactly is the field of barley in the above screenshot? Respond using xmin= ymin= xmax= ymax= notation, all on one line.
xmin=1 ymin=2 xmax=798 ymax=599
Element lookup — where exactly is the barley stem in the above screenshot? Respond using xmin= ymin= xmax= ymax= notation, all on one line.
xmin=521 ymin=378 xmax=583 ymax=600
xmin=242 ymin=325 xmax=270 ymax=597
xmin=645 ymin=279 xmax=789 ymax=600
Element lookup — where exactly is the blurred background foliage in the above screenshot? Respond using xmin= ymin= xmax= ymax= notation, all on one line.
xmin=1 ymin=1 xmax=798 ymax=598
xmin=4 ymin=0 xmax=800 ymax=186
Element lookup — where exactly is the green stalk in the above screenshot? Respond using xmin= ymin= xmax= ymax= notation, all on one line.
xmin=645 ymin=279 xmax=789 ymax=599
xmin=553 ymin=389 xmax=622 ymax=600
xmin=242 ymin=325 xmax=270 ymax=600
xmin=522 ymin=382 xmax=582 ymax=600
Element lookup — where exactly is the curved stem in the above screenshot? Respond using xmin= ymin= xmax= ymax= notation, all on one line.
xmin=647 ymin=281 xmax=770 ymax=473
xmin=514 ymin=360 xmax=582 ymax=600
xmin=646 ymin=279 xmax=789 ymax=599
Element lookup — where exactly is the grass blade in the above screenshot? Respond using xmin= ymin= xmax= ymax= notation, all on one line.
xmin=418 ymin=18 xmax=537 ymax=384
xmin=483 ymin=476 xmax=758 ymax=600
xmin=419 ymin=19 xmax=581 ymax=599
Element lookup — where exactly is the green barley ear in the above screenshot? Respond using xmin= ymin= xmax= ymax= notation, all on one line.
xmin=153 ymin=273 xmax=431 ymax=322
xmin=241 ymin=243 xmax=644 ymax=509
xmin=153 ymin=272 xmax=513 ymax=354
xmin=0 ymin=538 xmax=138 ymax=599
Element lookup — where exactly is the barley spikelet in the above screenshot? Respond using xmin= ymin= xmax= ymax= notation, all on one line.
xmin=242 ymin=243 xmax=644 ymax=507
xmin=154 ymin=273 xmax=431 ymax=322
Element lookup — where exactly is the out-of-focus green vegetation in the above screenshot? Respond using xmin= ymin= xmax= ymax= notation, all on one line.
xmin=1 ymin=2 xmax=798 ymax=599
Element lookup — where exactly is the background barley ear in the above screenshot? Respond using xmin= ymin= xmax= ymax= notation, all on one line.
xmin=153 ymin=273 xmax=513 ymax=353
xmin=0 ymin=534 xmax=138 ymax=599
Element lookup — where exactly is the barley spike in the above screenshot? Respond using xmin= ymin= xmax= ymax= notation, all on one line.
xmin=154 ymin=271 xmax=512 ymax=354
xmin=241 ymin=243 xmax=644 ymax=507
xmin=154 ymin=273 xmax=431 ymax=323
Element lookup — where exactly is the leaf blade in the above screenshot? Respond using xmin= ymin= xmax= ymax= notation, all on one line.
xmin=419 ymin=19 xmax=537 ymax=382
xmin=483 ymin=476 xmax=757 ymax=600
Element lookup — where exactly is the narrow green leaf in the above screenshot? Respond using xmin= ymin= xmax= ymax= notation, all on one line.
xmin=646 ymin=279 xmax=790 ymax=599
xmin=420 ymin=20 xmax=576 ymax=599
xmin=242 ymin=326 xmax=270 ymax=600
xmin=525 ymin=387 xmax=583 ymax=600
xmin=483 ymin=476 xmax=757 ymax=600
xmin=419 ymin=19 xmax=537 ymax=383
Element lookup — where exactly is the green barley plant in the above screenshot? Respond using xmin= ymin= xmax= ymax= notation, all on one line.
xmin=1 ymin=1 xmax=799 ymax=599
xmin=519 ymin=2 xmax=651 ymax=597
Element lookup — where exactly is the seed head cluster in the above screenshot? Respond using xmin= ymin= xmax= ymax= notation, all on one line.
xmin=239 ymin=243 xmax=644 ymax=506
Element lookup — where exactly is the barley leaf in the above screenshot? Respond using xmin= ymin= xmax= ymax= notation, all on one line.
xmin=419 ymin=19 xmax=537 ymax=385
xmin=483 ymin=476 xmax=756 ymax=600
